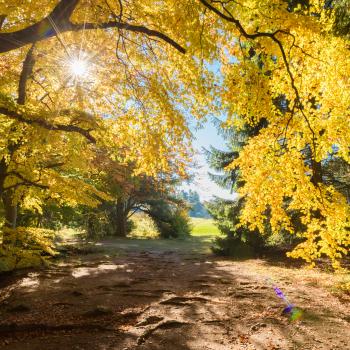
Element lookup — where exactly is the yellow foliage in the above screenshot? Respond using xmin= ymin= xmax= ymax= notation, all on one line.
xmin=216 ymin=1 xmax=350 ymax=267
xmin=0 ymin=0 xmax=210 ymax=215
xmin=0 ymin=227 xmax=56 ymax=271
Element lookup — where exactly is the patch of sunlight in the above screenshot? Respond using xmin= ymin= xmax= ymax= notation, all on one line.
xmin=55 ymin=227 xmax=83 ymax=242
xmin=97 ymin=263 xmax=125 ymax=270
xmin=129 ymin=212 xmax=160 ymax=239
xmin=190 ymin=217 xmax=222 ymax=237
xmin=72 ymin=267 xmax=91 ymax=278
xmin=19 ymin=275 xmax=40 ymax=290
xmin=53 ymin=278 xmax=63 ymax=284
xmin=72 ymin=263 xmax=127 ymax=278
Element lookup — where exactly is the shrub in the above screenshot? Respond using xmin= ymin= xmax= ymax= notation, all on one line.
xmin=129 ymin=213 xmax=159 ymax=238
xmin=146 ymin=198 xmax=192 ymax=238
xmin=212 ymin=235 xmax=255 ymax=258
xmin=0 ymin=227 xmax=56 ymax=272
xmin=207 ymin=198 xmax=265 ymax=257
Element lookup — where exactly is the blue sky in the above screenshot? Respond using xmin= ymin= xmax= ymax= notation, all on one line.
xmin=181 ymin=118 xmax=238 ymax=202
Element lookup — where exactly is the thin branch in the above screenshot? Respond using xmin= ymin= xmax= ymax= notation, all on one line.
xmin=127 ymin=206 xmax=141 ymax=219
xmin=200 ymin=0 xmax=320 ymax=182
xmin=40 ymin=162 xmax=65 ymax=169
xmin=199 ymin=0 xmax=281 ymax=40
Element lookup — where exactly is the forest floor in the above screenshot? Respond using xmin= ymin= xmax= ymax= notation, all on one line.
xmin=0 ymin=235 xmax=349 ymax=350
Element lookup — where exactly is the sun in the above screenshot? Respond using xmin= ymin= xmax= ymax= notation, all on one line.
xmin=69 ymin=58 xmax=88 ymax=77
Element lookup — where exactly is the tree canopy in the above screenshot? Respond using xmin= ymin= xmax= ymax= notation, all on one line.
xmin=0 ymin=0 xmax=349 ymax=267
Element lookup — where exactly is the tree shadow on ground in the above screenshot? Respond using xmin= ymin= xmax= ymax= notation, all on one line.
xmin=0 ymin=237 xmax=348 ymax=350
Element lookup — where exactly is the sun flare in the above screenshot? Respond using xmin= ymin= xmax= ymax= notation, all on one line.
xmin=69 ymin=58 xmax=88 ymax=77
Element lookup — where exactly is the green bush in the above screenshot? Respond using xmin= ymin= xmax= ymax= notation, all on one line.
xmin=153 ymin=208 xmax=191 ymax=238
xmin=207 ymin=198 xmax=265 ymax=256
xmin=212 ymin=235 xmax=255 ymax=258
xmin=146 ymin=198 xmax=192 ymax=238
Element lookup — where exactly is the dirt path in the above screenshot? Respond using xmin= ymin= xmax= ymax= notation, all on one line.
xmin=0 ymin=238 xmax=349 ymax=350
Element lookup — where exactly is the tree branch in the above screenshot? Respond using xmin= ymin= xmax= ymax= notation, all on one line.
xmin=4 ymin=171 xmax=49 ymax=191
xmin=127 ymin=206 xmax=141 ymax=219
xmin=0 ymin=106 xmax=96 ymax=143
xmin=200 ymin=0 xmax=320 ymax=182
xmin=75 ymin=22 xmax=185 ymax=53
xmin=0 ymin=0 xmax=185 ymax=54
xmin=199 ymin=0 xmax=281 ymax=40
xmin=0 ymin=15 xmax=6 ymax=30
xmin=18 ymin=44 xmax=36 ymax=105
xmin=40 ymin=162 xmax=65 ymax=169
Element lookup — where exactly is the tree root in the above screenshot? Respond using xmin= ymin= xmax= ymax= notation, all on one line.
xmin=137 ymin=320 xmax=189 ymax=345
xmin=159 ymin=296 xmax=208 ymax=305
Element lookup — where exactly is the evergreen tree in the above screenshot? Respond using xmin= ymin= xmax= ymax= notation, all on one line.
xmin=205 ymin=119 xmax=271 ymax=256
xmin=178 ymin=190 xmax=210 ymax=218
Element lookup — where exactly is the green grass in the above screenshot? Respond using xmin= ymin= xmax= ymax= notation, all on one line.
xmin=190 ymin=217 xmax=222 ymax=237
xmin=129 ymin=214 xmax=223 ymax=240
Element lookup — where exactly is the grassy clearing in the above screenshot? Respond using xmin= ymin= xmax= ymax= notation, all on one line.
xmin=190 ymin=217 xmax=222 ymax=237
xmin=54 ymin=216 xmax=222 ymax=242
xmin=53 ymin=216 xmax=223 ymax=257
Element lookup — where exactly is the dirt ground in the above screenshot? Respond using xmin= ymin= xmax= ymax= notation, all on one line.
xmin=0 ymin=237 xmax=349 ymax=350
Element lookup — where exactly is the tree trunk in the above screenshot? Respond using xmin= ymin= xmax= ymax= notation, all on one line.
xmin=2 ymin=191 xmax=17 ymax=229
xmin=115 ymin=199 xmax=127 ymax=237
xmin=311 ymin=159 xmax=323 ymax=186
